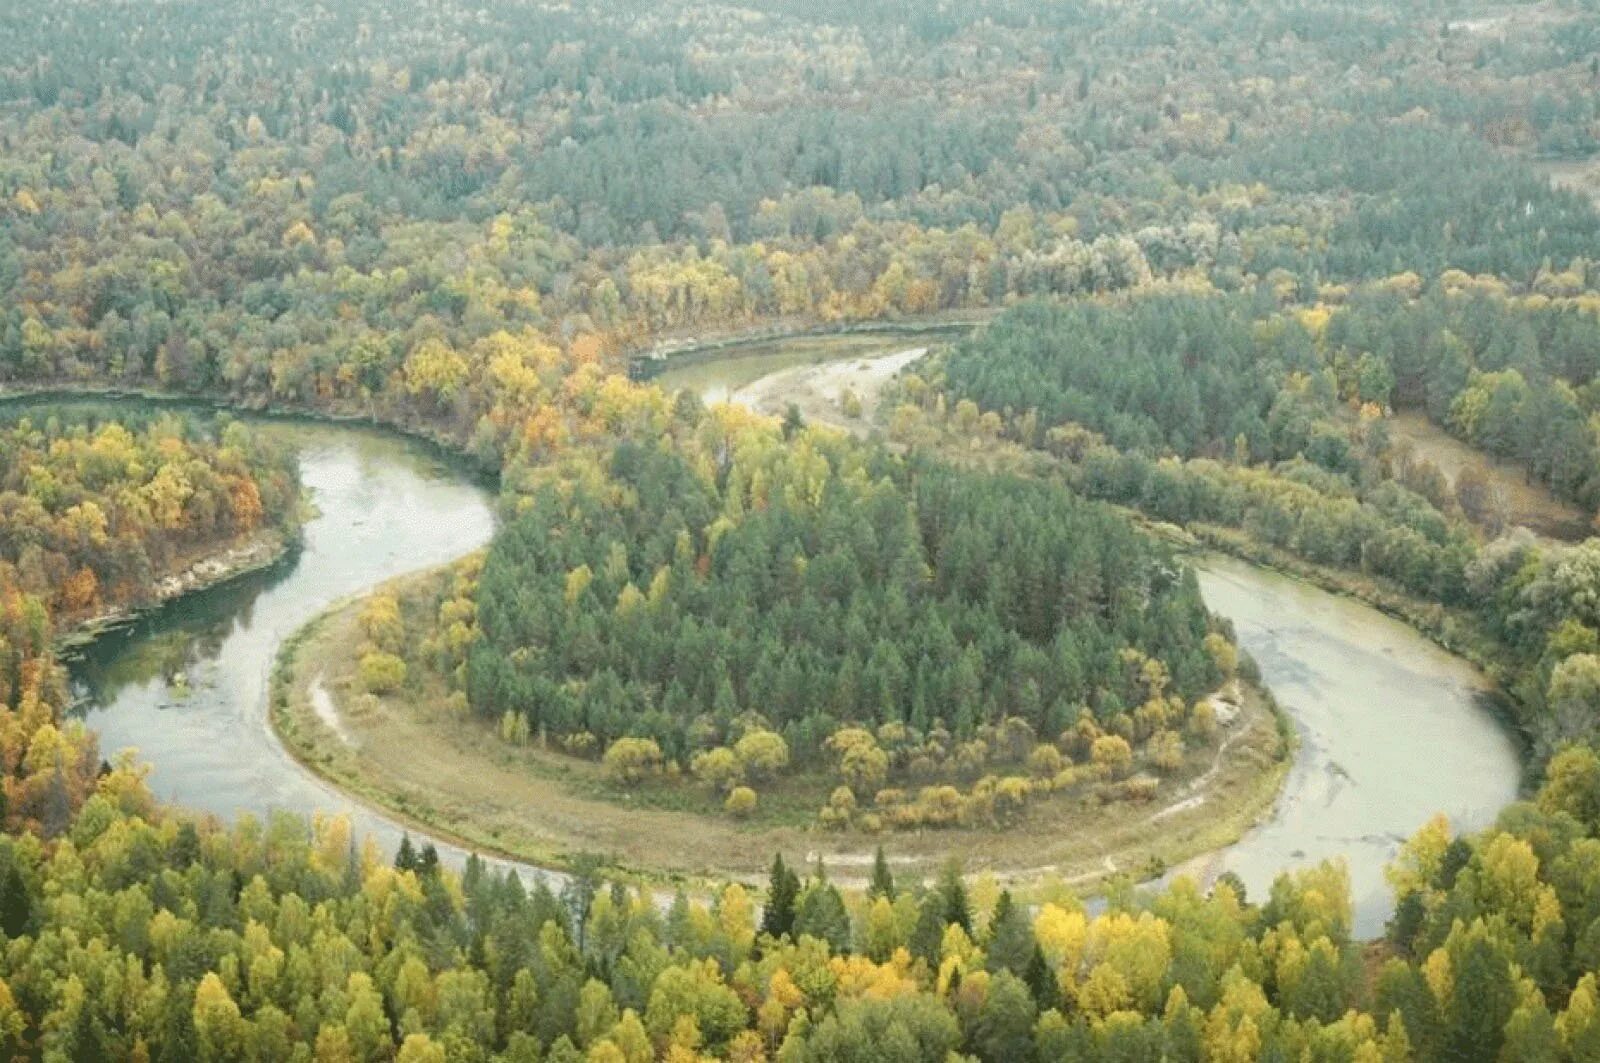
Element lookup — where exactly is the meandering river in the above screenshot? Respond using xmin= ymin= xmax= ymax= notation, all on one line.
xmin=659 ymin=340 xmax=1525 ymax=936
xmin=18 ymin=358 xmax=1524 ymax=935
xmin=37 ymin=410 xmax=537 ymax=882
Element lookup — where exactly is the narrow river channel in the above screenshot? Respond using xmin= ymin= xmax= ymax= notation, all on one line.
xmin=40 ymin=410 xmax=542 ymax=882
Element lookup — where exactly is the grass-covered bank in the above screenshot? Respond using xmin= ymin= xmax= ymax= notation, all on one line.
xmin=270 ymin=561 xmax=1291 ymax=898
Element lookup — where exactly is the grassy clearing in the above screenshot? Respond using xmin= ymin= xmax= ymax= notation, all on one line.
xmin=271 ymin=564 xmax=1291 ymax=896
xmin=1386 ymin=410 xmax=1589 ymax=542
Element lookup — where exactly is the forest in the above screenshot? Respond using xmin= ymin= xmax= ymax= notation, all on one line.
xmin=0 ymin=406 xmax=297 ymax=851
xmin=464 ymin=426 xmax=1228 ymax=825
xmin=0 ymin=0 xmax=1598 ymax=1057
xmin=925 ymin=278 xmax=1600 ymax=760
xmin=0 ymin=754 xmax=1598 ymax=1061
xmin=0 ymin=408 xmax=300 ymax=620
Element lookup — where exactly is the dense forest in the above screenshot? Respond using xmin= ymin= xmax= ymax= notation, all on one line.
xmin=940 ymin=284 xmax=1600 ymax=507
xmin=925 ymin=278 xmax=1600 ymax=760
xmin=1 ymin=757 xmax=1599 ymax=1061
xmin=0 ymin=408 xmax=299 ymax=620
xmin=0 ymin=0 xmax=1595 ymax=450
xmin=0 ymin=0 xmax=1598 ymax=1057
xmin=465 ymin=427 xmax=1228 ymax=824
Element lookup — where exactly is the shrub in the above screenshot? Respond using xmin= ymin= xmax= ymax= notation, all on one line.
xmin=827 ymin=729 xmax=889 ymax=792
xmin=498 ymin=710 xmax=531 ymax=745
xmin=603 ymin=737 xmax=663 ymax=783
xmin=359 ymin=593 xmax=404 ymax=653
xmin=691 ymin=747 xmax=744 ymax=792
xmin=1091 ymin=735 xmax=1134 ymax=779
xmin=359 ymin=652 xmax=407 ymax=695
xmin=724 ymin=786 xmax=757 ymax=818
xmin=734 ymin=729 xmax=790 ymax=779
xmin=1147 ymin=730 xmax=1185 ymax=774
xmin=1027 ymin=744 xmax=1064 ymax=778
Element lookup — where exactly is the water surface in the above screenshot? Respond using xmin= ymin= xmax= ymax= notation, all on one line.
xmin=671 ymin=338 xmax=1525 ymax=936
xmin=56 ymin=413 xmax=526 ymax=874
xmin=1190 ymin=555 xmax=1522 ymax=936
xmin=26 ymin=371 xmax=1526 ymax=932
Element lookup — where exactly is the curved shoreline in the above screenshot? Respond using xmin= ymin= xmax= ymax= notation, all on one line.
xmin=16 ymin=335 xmax=1528 ymax=935
xmin=266 ymin=561 xmax=1292 ymax=895
xmin=57 ymin=529 xmax=297 ymax=655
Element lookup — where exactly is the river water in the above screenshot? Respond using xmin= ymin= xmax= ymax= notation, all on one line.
xmin=1187 ymin=556 xmax=1520 ymax=935
xmin=659 ymin=340 xmax=1525 ymax=936
xmin=21 ymin=365 xmax=1526 ymax=935
xmin=45 ymin=413 xmax=540 ymax=880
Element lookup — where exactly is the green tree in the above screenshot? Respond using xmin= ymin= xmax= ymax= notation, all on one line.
xmin=761 ymin=854 xmax=800 ymax=939
xmin=868 ymin=845 xmax=896 ymax=901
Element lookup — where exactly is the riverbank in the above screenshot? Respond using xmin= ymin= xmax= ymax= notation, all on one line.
xmin=0 ymin=384 xmax=500 ymax=487
xmin=58 ymin=528 xmax=297 ymax=654
xmin=630 ymin=312 xmax=988 ymax=379
xmin=37 ymin=329 xmax=1530 ymax=934
xmin=271 ymin=561 xmax=1291 ymax=896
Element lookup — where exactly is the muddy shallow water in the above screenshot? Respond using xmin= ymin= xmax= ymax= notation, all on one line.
xmin=1186 ymin=555 xmax=1521 ymax=935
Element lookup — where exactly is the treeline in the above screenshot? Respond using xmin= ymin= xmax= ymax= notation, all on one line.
xmin=1173 ymin=122 xmax=1600 ymax=282
xmin=1 ymin=749 xmax=1599 ymax=1060
xmin=0 ymin=407 xmax=300 ymax=619
xmin=467 ymin=428 xmax=1225 ymax=781
xmin=0 ymin=0 xmax=1593 ymax=455
xmin=942 ymin=281 xmax=1600 ymax=510
xmin=926 ymin=290 xmax=1600 ymax=756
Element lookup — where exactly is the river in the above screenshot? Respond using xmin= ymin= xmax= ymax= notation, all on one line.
xmin=1186 ymin=556 xmax=1520 ymax=935
xmin=657 ymin=338 xmax=1524 ymax=936
xmin=21 ymin=355 xmax=1525 ymax=935
xmin=34 ymin=409 xmax=550 ymax=884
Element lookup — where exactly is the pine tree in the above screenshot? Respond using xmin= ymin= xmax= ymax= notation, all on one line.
xmin=395 ymin=833 xmax=418 ymax=873
xmin=868 ymin=845 xmax=896 ymax=901
xmin=936 ymin=860 xmax=971 ymax=933
xmin=171 ymin=821 xmax=201 ymax=869
xmin=909 ymin=893 xmax=946 ymax=968
xmin=794 ymin=881 xmax=851 ymax=954
xmin=760 ymin=854 xmax=799 ymax=939
xmin=985 ymin=890 xmax=1035 ymax=976
xmin=0 ymin=864 xmax=30 ymax=939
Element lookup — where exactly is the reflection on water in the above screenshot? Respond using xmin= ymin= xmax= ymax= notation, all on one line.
xmin=69 ymin=548 xmax=297 ymax=709
xmin=34 ymin=407 xmax=540 ymax=882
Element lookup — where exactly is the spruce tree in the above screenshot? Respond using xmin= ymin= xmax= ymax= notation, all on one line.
xmin=936 ymin=860 xmax=971 ymax=933
xmin=868 ymin=845 xmax=896 ymax=901
xmin=0 ymin=865 xmax=30 ymax=939
xmin=909 ymin=893 xmax=947 ymax=968
xmin=985 ymin=890 xmax=1035 ymax=976
xmin=1023 ymin=944 xmax=1056 ymax=1009
xmin=794 ymin=881 xmax=851 ymax=954
xmin=761 ymin=854 xmax=799 ymax=939
xmin=395 ymin=833 xmax=418 ymax=873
